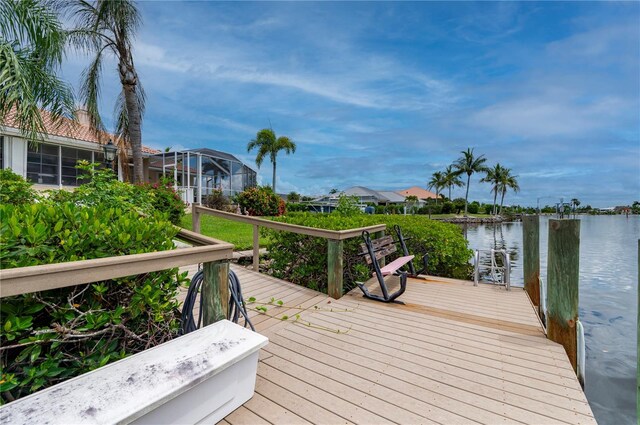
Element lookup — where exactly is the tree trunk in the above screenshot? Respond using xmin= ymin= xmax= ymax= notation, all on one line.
xmin=492 ymin=189 xmax=498 ymax=215
xmin=119 ymin=56 xmax=143 ymax=184
xmin=448 ymin=186 xmax=452 ymax=200
xmin=499 ymin=189 xmax=506 ymax=214
xmin=435 ymin=189 xmax=439 ymax=204
xmin=464 ymin=174 xmax=471 ymax=216
xmin=272 ymin=160 xmax=277 ymax=192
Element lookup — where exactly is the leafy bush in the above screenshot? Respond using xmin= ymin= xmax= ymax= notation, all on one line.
xmin=137 ymin=177 xmax=186 ymax=224
xmin=236 ymin=186 xmax=285 ymax=216
xmin=48 ymin=163 xmax=184 ymax=224
xmin=0 ymin=201 xmax=184 ymax=403
xmin=203 ymin=189 xmax=231 ymax=211
xmin=334 ymin=194 xmax=361 ymax=216
xmin=286 ymin=202 xmax=308 ymax=212
xmin=0 ymin=169 xmax=38 ymax=205
xmin=468 ymin=201 xmax=480 ymax=214
xmin=263 ymin=213 xmax=472 ymax=294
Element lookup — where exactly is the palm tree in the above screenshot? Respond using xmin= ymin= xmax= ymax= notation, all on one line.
xmin=443 ymin=164 xmax=463 ymax=201
xmin=66 ymin=0 xmax=146 ymax=182
xmin=480 ymin=163 xmax=505 ymax=215
xmin=0 ymin=0 xmax=74 ymax=144
xmin=427 ymin=171 xmax=445 ymax=204
xmin=453 ymin=148 xmax=489 ymax=216
xmin=247 ymin=128 xmax=296 ymax=193
xmin=498 ymin=168 xmax=519 ymax=214
xmin=571 ymin=198 xmax=580 ymax=218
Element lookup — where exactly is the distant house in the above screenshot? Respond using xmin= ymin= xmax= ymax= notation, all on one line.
xmin=396 ymin=186 xmax=438 ymax=200
xmin=313 ymin=186 xmax=422 ymax=206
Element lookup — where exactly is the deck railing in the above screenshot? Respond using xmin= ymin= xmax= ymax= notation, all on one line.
xmin=0 ymin=231 xmax=234 ymax=324
xmin=191 ymin=205 xmax=386 ymax=298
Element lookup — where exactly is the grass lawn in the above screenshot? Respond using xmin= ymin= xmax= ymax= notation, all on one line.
xmin=180 ymin=214 xmax=269 ymax=250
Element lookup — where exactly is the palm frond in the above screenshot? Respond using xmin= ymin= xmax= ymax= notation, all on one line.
xmin=79 ymin=45 xmax=106 ymax=133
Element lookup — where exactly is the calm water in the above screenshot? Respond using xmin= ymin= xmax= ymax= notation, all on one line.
xmin=464 ymin=215 xmax=639 ymax=425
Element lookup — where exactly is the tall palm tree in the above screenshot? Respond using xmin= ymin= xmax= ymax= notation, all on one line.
xmin=571 ymin=198 xmax=580 ymax=218
xmin=247 ymin=128 xmax=296 ymax=193
xmin=453 ymin=148 xmax=489 ymax=216
xmin=498 ymin=168 xmax=519 ymax=214
xmin=0 ymin=0 xmax=74 ymax=144
xmin=480 ymin=163 xmax=505 ymax=215
xmin=66 ymin=0 xmax=146 ymax=182
xmin=443 ymin=164 xmax=463 ymax=201
xmin=427 ymin=171 xmax=446 ymax=204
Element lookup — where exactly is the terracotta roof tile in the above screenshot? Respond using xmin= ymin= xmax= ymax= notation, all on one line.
xmin=2 ymin=108 xmax=160 ymax=154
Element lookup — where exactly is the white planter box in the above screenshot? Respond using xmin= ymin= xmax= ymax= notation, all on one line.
xmin=0 ymin=320 xmax=268 ymax=424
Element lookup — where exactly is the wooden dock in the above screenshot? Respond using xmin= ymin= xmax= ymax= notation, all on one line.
xmin=178 ymin=265 xmax=597 ymax=424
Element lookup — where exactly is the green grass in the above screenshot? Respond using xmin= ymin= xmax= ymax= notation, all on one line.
xmin=180 ymin=214 xmax=269 ymax=250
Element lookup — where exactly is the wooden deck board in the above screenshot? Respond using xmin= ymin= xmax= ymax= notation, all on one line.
xmin=178 ymin=265 xmax=596 ymax=425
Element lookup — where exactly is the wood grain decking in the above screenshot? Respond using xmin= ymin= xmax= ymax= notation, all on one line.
xmin=178 ymin=266 xmax=597 ymax=425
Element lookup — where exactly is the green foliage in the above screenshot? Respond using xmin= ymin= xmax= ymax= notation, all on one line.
xmin=286 ymin=202 xmax=308 ymax=212
xmin=203 ymin=189 xmax=231 ymax=211
xmin=180 ymin=213 xmax=270 ymax=250
xmin=334 ymin=194 xmax=362 ymax=217
xmin=0 ymin=169 xmax=38 ymax=205
xmin=0 ymin=201 xmax=183 ymax=403
xmin=263 ymin=213 xmax=472 ymax=294
xmin=236 ymin=186 xmax=285 ymax=216
xmin=136 ymin=177 xmax=186 ymax=224
xmin=47 ymin=163 xmax=184 ymax=224
xmin=287 ymin=191 xmax=300 ymax=202
xmin=467 ymin=201 xmax=480 ymax=214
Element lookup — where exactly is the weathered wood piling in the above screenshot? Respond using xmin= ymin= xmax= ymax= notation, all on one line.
xmin=546 ymin=219 xmax=580 ymax=373
xmin=522 ymin=215 xmax=540 ymax=312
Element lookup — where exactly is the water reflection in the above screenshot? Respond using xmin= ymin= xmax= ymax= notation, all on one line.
xmin=464 ymin=215 xmax=639 ymax=425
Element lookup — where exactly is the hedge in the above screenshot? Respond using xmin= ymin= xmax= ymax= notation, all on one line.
xmin=262 ymin=213 xmax=472 ymax=294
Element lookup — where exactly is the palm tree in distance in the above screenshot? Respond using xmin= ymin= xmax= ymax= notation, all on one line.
xmin=498 ymin=168 xmax=519 ymax=214
xmin=0 ymin=0 xmax=74 ymax=144
xmin=67 ymin=0 xmax=146 ymax=182
xmin=480 ymin=163 xmax=505 ymax=215
xmin=247 ymin=128 xmax=296 ymax=193
xmin=443 ymin=164 xmax=464 ymax=201
xmin=571 ymin=198 xmax=580 ymax=218
xmin=453 ymin=148 xmax=489 ymax=216
xmin=427 ymin=171 xmax=446 ymax=204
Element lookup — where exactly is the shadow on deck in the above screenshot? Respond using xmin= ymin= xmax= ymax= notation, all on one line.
xmin=178 ymin=265 xmax=596 ymax=425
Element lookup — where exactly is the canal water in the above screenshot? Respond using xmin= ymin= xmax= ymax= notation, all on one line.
xmin=464 ymin=215 xmax=638 ymax=425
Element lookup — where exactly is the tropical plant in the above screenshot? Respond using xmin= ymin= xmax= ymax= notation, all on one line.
xmin=236 ymin=186 xmax=285 ymax=216
xmin=405 ymin=195 xmax=419 ymax=213
xmin=66 ymin=0 xmax=146 ymax=182
xmin=498 ymin=168 xmax=519 ymax=214
xmin=570 ymin=198 xmax=580 ymax=217
xmin=0 ymin=0 xmax=75 ymax=144
xmin=442 ymin=165 xmax=463 ymax=201
xmin=427 ymin=171 xmax=446 ymax=204
xmin=334 ymin=194 xmax=361 ymax=217
xmin=203 ymin=189 xmax=230 ymax=211
xmin=453 ymin=148 xmax=489 ymax=216
xmin=246 ymin=128 xmax=296 ymax=193
xmin=287 ymin=191 xmax=300 ymax=203
xmin=480 ymin=163 xmax=505 ymax=215
xmin=0 ymin=168 xmax=38 ymax=205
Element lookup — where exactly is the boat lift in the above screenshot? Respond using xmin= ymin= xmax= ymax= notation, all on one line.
xmin=473 ymin=249 xmax=511 ymax=290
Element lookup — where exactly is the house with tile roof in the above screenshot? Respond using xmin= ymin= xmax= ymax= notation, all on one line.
xmin=396 ymin=186 xmax=439 ymax=200
xmin=0 ymin=108 xmax=160 ymax=189
xmin=0 ymin=110 xmax=257 ymax=202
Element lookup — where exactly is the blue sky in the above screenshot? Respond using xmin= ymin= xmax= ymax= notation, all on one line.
xmin=62 ymin=1 xmax=639 ymax=207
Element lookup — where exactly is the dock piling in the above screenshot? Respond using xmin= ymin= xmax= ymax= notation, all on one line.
xmin=201 ymin=260 xmax=230 ymax=325
xmin=546 ymin=219 xmax=580 ymax=373
xmin=327 ymin=239 xmax=344 ymax=299
xmin=523 ymin=215 xmax=541 ymax=314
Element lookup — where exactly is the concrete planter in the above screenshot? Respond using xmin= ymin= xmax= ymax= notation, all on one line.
xmin=0 ymin=320 xmax=267 ymax=424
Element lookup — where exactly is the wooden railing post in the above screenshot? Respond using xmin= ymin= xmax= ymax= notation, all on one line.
xmin=546 ymin=219 xmax=580 ymax=372
xmin=253 ymin=224 xmax=260 ymax=271
xmin=201 ymin=260 xmax=229 ymax=325
xmin=373 ymin=230 xmax=386 ymax=267
xmin=192 ymin=204 xmax=201 ymax=234
xmin=522 ymin=215 xmax=540 ymax=313
xmin=327 ymin=239 xmax=343 ymax=299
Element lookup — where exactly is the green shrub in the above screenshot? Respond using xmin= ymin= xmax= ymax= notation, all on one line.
xmin=137 ymin=177 xmax=186 ymax=224
xmin=203 ymin=189 xmax=231 ymax=211
xmin=263 ymin=213 xmax=472 ymax=294
xmin=468 ymin=201 xmax=480 ymax=214
xmin=47 ymin=163 xmax=184 ymax=224
xmin=286 ymin=202 xmax=308 ymax=212
xmin=334 ymin=194 xmax=361 ymax=216
xmin=0 ymin=202 xmax=184 ymax=403
xmin=0 ymin=169 xmax=38 ymax=205
xmin=237 ymin=186 xmax=285 ymax=216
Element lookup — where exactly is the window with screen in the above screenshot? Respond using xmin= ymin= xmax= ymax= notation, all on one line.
xmin=27 ymin=143 xmax=59 ymax=184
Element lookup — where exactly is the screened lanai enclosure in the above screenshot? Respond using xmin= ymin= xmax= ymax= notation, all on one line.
xmin=148 ymin=148 xmax=257 ymax=204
